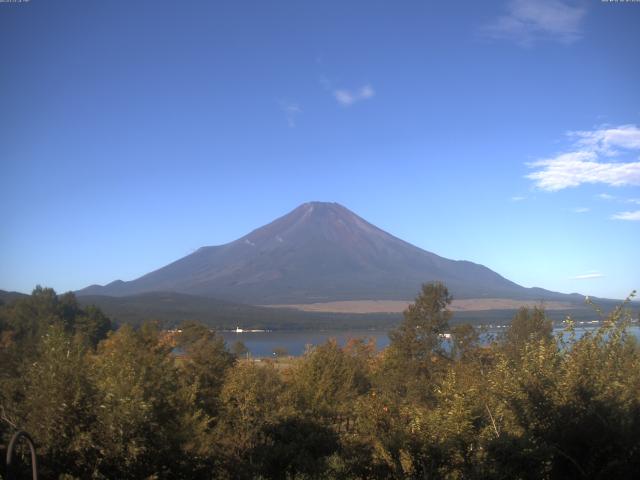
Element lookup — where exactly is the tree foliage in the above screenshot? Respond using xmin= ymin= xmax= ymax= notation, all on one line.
xmin=382 ymin=282 xmax=453 ymax=401
xmin=1 ymin=286 xmax=639 ymax=479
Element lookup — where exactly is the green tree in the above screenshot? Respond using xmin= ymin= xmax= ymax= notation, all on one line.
xmin=502 ymin=305 xmax=552 ymax=360
xmin=17 ymin=325 xmax=97 ymax=478
xmin=389 ymin=282 xmax=452 ymax=361
xmin=290 ymin=339 xmax=370 ymax=423
xmin=74 ymin=304 xmax=112 ymax=347
xmin=483 ymin=300 xmax=640 ymax=479
xmin=4 ymin=286 xmax=61 ymax=348
xmin=231 ymin=340 xmax=249 ymax=358
xmin=216 ymin=361 xmax=287 ymax=478
xmin=176 ymin=321 xmax=235 ymax=417
xmin=450 ymin=323 xmax=480 ymax=362
xmin=250 ymin=417 xmax=340 ymax=480
xmin=90 ymin=324 xmax=187 ymax=478
xmin=382 ymin=282 xmax=452 ymax=400
xmin=1 ymin=287 xmax=111 ymax=351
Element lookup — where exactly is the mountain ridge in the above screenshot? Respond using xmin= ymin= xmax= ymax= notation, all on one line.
xmin=77 ymin=202 xmax=585 ymax=304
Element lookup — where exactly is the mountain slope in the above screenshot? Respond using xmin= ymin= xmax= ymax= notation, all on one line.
xmin=77 ymin=202 xmax=582 ymax=304
xmin=0 ymin=289 xmax=28 ymax=305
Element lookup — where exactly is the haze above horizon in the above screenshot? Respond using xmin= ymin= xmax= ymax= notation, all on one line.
xmin=1 ymin=0 xmax=639 ymax=299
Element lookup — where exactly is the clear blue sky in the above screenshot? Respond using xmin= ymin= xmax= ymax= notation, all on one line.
xmin=1 ymin=0 xmax=639 ymax=300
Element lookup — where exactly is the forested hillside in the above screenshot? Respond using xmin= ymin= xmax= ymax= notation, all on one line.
xmin=1 ymin=285 xmax=639 ymax=479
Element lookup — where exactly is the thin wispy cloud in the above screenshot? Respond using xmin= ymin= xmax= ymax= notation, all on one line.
xmin=334 ymin=85 xmax=375 ymax=106
xmin=526 ymin=125 xmax=640 ymax=191
xmin=483 ymin=0 xmax=587 ymax=47
xmin=319 ymin=75 xmax=332 ymax=91
xmin=510 ymin=195 xmax=526 ymax=202
xmin=596 ymin=193 xmax=640 ymax=205
xmin=570 ymin=272 xmax=604 ymax=280
xmin=597 ymin=193 xmax=615 ymax=200
xmin=280 ymin=102 xmax=302 ymax=128
xmin=611 ymin=210 xmax=640 ymax=221
xmin=319 ymin=74 xmax=376 ymax=107
xmin=571 ymin=207 xmax=589 ymax=213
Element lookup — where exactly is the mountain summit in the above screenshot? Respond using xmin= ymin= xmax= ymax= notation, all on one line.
xmin=78 ymin=202 xmax=568 ymax=304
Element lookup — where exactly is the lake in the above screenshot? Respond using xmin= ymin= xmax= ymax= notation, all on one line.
xmin=220 ymin=325 xmax=640 ymax=358
xmin=220 ymin=330 xmax=390 ymax=357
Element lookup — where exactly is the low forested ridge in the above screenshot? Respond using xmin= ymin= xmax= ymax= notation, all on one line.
xmin=1 ymin=284 xmax=639 ymax=479
xmin=74 ymin=291 xmax=403 ymax=331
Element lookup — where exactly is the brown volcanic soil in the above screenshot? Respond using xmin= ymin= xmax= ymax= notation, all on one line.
xmin=264 ymin=298 xmax=576 ymax=314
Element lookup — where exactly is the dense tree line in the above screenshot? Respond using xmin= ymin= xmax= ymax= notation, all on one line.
xmin=1 ymin=284 xmax=639 ymax=479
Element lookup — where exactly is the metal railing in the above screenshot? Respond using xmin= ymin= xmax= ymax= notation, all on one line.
xmin=5 ymin=430 xmax=38 ymax=480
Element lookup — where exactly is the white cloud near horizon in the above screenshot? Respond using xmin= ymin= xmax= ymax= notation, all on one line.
xmin=526 ymin=125 xmax=640 ymax=191
xmin=611 ymin=210 xmax=640 ymax=221
xmin=334 ymin=85 xmax=375 ymax=106
xmin=483 ymin=0 xmax=587 ymax=47
xmin=570 ymin=272 xmax=604 ymax=280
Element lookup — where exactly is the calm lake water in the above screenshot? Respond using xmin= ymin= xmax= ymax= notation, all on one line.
xmin=220 ymin=325 xmax=640 ymax=358
xmin=220 ymin=330 xmax=390 ymax=358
